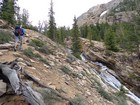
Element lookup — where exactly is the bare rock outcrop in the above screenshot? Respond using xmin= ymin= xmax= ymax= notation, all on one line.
xmin=77 ymin=0 xmax=136 ymax=26
xmin=81 ymin=38 xmax=140 ymax=99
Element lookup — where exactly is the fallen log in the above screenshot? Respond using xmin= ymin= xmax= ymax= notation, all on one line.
xmin=0 ymin=60 xmax=45 ymax=105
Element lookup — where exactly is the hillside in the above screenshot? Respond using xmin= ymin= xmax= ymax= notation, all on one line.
xmin=0 ymin=27 xmax=139 ymax=105
xmin=76 ymin=0 xmax=140 ymax=101
xmin=77 ymin=0 xmax=138 ymax=26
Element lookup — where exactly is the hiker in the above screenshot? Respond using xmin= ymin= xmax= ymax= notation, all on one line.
xmin=14 ymin=25 xmax=25 ymax=51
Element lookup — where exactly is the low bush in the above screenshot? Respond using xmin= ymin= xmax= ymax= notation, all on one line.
xmin=30 ymin=39 xmax=52 ymax=55
xmin=60 ymin=66 xmax=71 ymax=75
xmin=38 ymin=46 xmax=52 ymax=55
xmin=31 ymin=39 xmax=45 ymax=47
xmin=24 ymin=47 xmax=50 ymax=65
xmin=71 ymin=95 xmax=85 ymax=105
xmin=92 ymin=78 xmax=113 ymax=101
xmin=23 ymin=47 xmax=34 ymax=58
xmin=0 ymin=31 xmax=12 ymax=44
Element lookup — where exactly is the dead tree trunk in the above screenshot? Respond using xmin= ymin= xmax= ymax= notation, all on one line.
xmin=0 ymin=60 xmax=45 ymax=105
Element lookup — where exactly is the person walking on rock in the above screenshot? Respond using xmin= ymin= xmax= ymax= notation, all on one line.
xmin=14 ymin=25 xmax=25 ymax=51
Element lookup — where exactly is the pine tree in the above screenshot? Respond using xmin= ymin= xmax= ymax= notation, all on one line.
xmin=38 ymin=20 xmax=43 ymax=33
xmin=47 ymin=0 xmax=57 ymax=41
xmin=104 ymin=27 xmax=118 ymax=52
xmin=43 ymin=20 xmax=48 ymax=35
xmin=133 ymin=0 xmax=140 ymax=58
xmin=0 ymin=0 xmax=18 ymax=25
xmin=57 ymin=26 xmax=67 ymax=44
xmin=71 ymin=16 xmax=82 ymax=58
xmin=21 ymin=9 xmax=29 ymax=26
xmin=80 ymin=25 xmax=88 ymax=38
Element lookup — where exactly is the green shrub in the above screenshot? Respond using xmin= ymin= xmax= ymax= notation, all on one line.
xmin=92 ymin=78 xmax=113 ymax=101
xmin=31 ymin=39 xmax=45 ymax=47
xmin=40 ymin=58 xmax=50 ymax=66
xmin=23 ymin=47 xmax=34 ymax=58
xmin=0 ymin=31 xmax=12 ymax=44
xmin=24 ymin=47 xmax=50 ymax=65
xmin=38 ymin=46 xmax=52 ymax=55
xmin=30 ymin=39 xmax=52 ymax=55
xmin=117 ymin=96 xmax=128 ymax=105
xmin=61 ymin=66 xmax=72 ymax=75
xmin=96 ymin=86 xmax=113 ymax=101
xmin=60 ymin=66 xmax=80 ymax=78
xmin=36 ymin=88 xmax=64 ymax=104
xmin=117 ymin=85 xmax=128 ymax=97
xmin=23 ymin=47 xmax=41 ymax=58
xmin=73 ymin=52 xmax=81 ymax=59
xmin=105 ymin=50 xmax=113 ymax=56
xmin=71 ymin=95 xmax=85 ymax=105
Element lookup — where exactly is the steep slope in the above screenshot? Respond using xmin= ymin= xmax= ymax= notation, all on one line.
xmin=77 ymin=0 xmax=137 ymax=26
xmin=0 ymin=29 xmax=114 ymax=105
xmin=0 ymin=28 xmax=138 ymax=105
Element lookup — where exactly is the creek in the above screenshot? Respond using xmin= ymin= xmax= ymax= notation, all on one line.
xmin=80 ymin=53 xmax=140 ymax=105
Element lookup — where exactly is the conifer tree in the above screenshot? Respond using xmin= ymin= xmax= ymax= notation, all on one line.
xmin=47 ymin=0 xmax=57 ymax=41
xmin=57 ymin=26 xmax=67 ymax=44
xmin=43 ymin=20 xmax=48 ymax=35
xmin=21 ymin=9 xmax=29 ymax=26
xmin=80 ymin=25 xmax=88 ymax=38
xmin=0 ymin=0 xmax=18 ymax=25
xmin=87 ymin=25 xmax=93 ymax=44
xmin=133 ymin=0 xmax=140 ymax=58
xmin=104 ymin=27 xmax=118 ymax=52
xmin=71 ymin=16 xmax=82 ymax=58
xmin=38 ymin=20 xmax=43 ymax=33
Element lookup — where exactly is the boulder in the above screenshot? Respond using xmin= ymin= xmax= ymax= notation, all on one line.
xmin=0 ymin=80 xmax=6 ymax=96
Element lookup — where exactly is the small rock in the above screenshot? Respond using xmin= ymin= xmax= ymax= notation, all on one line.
xmin=26 ymin=39 xmax=31 ymax=43
xmin=0 ymin=52 xmax=3 ymax=56
xmin=86 ymin=89 xmax=91 ymax=96
xmin=25 ymin=81 xmax=33 ymax=87
xmin=25 ymin=33 xmax=29 ymax=37
xmin=76 ymin=66 xmax=83 ymax=71
xmin=33 ymin=76 xmax=40 ymax=81
xmin=44 ymin=64 xmax=50 ymax=68
xmin=30 ymin=59 xmax=35 ymax=63
xmin=47 ymin=82 xmax=52 ymax=85
xmin=49 ymin=85 xmax=56 ymax=90
xmin=18 ymin=62 xmax=27 ymax=67
xmin=1 ymin=50 xmax=8 ymax=52
xmin=18 ymin=58 xmax=24 ymax=62
xmin=47 ymin=82 xmax=56 ymax=90
xmin=13 ymin=52 xmax=21 ymax=57
xmin=0 ymin=80 xmax=6 ymax=96
xmin=26 ymin=61 xmax=32 ymax=67
xmin=9 ymin=41 xmax=14 ymax=44
xmin=49 ymin=55 xmax=55 ymax=60
xmin=49 ymin=61 xmax=55 ymax=66
xmin=65 ymin=81 xmax=69 ymax=85
xmin=30 ymin=67 xmax=36 ymax=70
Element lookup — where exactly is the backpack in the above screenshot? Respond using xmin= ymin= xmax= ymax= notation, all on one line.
xmin=14 ymin=26 xmax=21 ymax=36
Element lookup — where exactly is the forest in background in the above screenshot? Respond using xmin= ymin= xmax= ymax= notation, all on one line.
xmin=0 ymin=0 xmax=140 ymax=58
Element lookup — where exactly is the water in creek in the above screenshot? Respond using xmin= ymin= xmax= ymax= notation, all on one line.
xmin=80 ymin=54 xmax=140 ymax=105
